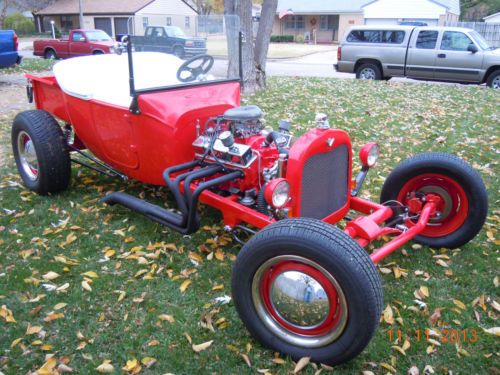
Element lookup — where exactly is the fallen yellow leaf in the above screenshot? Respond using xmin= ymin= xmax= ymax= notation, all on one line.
xmin=192 ymin=340 xmax=213 ymax=352
xmin=96 ymin=362 xmax=115 ymax=373
xmin=293 ymin=357 xmax=310 ymax=373
xmin=180 ymin=280 xmax=191 ymax=293
xmin=42 ymin=271 xmax=60 ymax=281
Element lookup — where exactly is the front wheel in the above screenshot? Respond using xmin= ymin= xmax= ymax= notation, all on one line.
xmin=486 ymin=69 xmax=500 ymax=89
xmin=232 ymin=218 xmax=383 ymax=366
xmin=12 ymin=110 xmax=71 ymax=195
xmin=380 ymin=152 xmax=488 ymax=248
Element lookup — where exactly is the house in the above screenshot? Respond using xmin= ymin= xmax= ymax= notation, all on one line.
xmin=273 ymin=0 xmax=461 ymax=43
xmin=484 ymin=12 xmax=500 ymax=23
xmin=363 ymin=0 xmax=460 ymax=26
xmin=36 ymin=0 xmax=198 ymax=38
xmin=274 ymin=0 xmax=371 ymax=43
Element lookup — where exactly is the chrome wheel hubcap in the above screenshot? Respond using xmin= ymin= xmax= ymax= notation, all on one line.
xmin=270 ymin=271 xmax=330 ymax=327
xmin=17 ymin=131 xmax=39 ymax=181
xmin=252 ymin=255 xmax=348 ymax=348
xmin=359 ymin=68 xmax=376 ymax=80
xmin=492 ymin=76 xmax=500 ymax=89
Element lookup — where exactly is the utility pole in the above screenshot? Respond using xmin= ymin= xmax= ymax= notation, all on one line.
xmin=79 ymin=0 xmax=84 ymax=28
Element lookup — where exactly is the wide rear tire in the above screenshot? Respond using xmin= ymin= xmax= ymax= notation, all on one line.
xmin=232 ymin=218 xmax=383 ymax=366
xmin=380 ymin=152 xmax=488 ymax=248
xmin=12 ymin=110 xmax=71 ymax=195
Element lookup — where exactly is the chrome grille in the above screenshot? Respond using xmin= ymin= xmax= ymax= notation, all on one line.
xmin=300 ymin=145 xmax=349 ymax=219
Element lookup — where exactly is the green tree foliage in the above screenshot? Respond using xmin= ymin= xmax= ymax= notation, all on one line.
xmin=4 ymin=12 xmax=35 ymax=35
xmin=461 ymin=0 xmax=500 ymax=20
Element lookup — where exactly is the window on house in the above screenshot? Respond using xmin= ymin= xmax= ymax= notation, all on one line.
xmin=320 ymin=15 xmax=335 ymax=30
xmin=61 ymin=15 xmax=73 ymax=30
xmin=142 ymin=17 xmax=149 ymax=28
xmin=284 ymin=15 xmax=305 ymax=30
xmin=185 ymin=16 xmax=190 ymax=28
xmin=415 ymin=30 xmax=438 ymax=49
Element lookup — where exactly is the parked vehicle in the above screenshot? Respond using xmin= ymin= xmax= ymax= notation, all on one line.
xmin=14 ymin=31 xmax=488 ymax=366
xmin=335 ymin=25 xmax=500 ymax=88
xmin=0 ymin=30 xmax=22 ymax=68
xmin=132 ymin=25 xmax=207 ymax=58
xmin=33 ymin=29 xmax=115 ymax=59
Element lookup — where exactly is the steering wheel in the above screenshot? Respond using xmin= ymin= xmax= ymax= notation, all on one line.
xmin=176 ymin=54 xmax=214 ymax=82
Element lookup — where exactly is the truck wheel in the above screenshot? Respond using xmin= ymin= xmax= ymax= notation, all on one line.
xmin=44 ymin=49 xmax=57 ymax=59
xmin=173 ymin=46 xmax=185 ymax=59
xmin=355 ymin=63 xmax=381 ymax=80
xmin=12 ymin=110 xmax=71 ymax=195
xmin=232 ymin=218 xmax=383 ymax=366
xmin=380 ymin=153 xmax=488 ymax=249
xmin=486 ymin=70 xmax=500 ymax=89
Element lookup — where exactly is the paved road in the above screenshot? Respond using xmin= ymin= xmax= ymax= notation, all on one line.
xmin=16 ymin=46 xmax=466 ymax=86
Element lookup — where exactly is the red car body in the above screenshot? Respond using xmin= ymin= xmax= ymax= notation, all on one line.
xmin=33 ymin=29 xmax=114 ymax=59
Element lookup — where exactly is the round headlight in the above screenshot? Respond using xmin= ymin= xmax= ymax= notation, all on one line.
xmin=359 ymin=143 xmax=380 ymax=168
xmin=264 ymin=178 xmax=290 ymax=209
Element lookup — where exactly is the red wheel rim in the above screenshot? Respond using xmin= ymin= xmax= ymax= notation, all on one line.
xmin=397 ymin=173 xmax=468 ymax=237
xmin=251 ymin=255 xmax=348 ymax=348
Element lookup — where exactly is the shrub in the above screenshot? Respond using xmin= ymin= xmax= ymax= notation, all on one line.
xmin=270 ymin=35 xmax=294 ymax=43
xmin=295 ymin=34 xmax=305 ymax=43
xmin=4 ymin=13 xmax=35 ymax=35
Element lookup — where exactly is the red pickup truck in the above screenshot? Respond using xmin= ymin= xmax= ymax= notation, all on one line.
xmin=33 ymin=29 xmax=115 ymax=59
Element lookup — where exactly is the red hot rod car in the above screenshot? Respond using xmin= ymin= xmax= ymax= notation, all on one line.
xmin=12 ymin=27 xmax=488 ymax=366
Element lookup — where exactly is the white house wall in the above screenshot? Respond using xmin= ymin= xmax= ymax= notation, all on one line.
xmin=136 ymin=0 xmax=197 ymax=16
xmin=364 ymin=18 xmax=438 ymax=25
xmin=484 ymin=14 xmax=500 ymax=23
xmin=363 ymin=0 xmax=446 ymax=19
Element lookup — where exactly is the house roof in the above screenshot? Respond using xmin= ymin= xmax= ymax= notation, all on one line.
xmin=37 ymin=0 xmax=155 ymax=15
xmin=276 ymin=0 xmax=372 ymax=14
xmin=484 ymin=11 xmax=500 ymax=20
xmin=432 ymin=0 xmax=460 ymax=15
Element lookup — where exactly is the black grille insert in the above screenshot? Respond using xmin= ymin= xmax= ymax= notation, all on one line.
xmin=300 ymin=144 xmax=349 ymax=219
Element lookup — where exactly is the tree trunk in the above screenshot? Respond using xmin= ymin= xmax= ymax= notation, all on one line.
xmin=254 ymin=0 xmax=278 ymax=89
xmin=237 ymin=0 xmax=256 ymax=93
xmin=225 ymin=0 xmax=278 ymax=93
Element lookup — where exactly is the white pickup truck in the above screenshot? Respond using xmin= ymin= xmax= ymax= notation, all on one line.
xmin=335 ymin=25 xmax=500 ymax=88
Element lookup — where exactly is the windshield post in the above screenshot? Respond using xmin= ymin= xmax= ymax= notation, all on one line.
xmin=127 ymin=35 xmax=140 ymax=115
xmin=239 ymin=31 xmax=243 ymax=83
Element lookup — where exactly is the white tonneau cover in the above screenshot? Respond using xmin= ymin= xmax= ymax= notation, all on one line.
xmin=53 ymin=52 xmax=184 ymax=108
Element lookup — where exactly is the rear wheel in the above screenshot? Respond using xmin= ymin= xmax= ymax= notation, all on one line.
xmin=356 ymin=63 xmax=381 ymax=80
xmin=44 ymin=48 xmax=57 ymax=59
xmin=380 ymin=153 xmax=488 ymax=248
xmin=232 ymin=218 xmax=383 ymax=366
xmin=486 ymin=70 xmax=500 ymax=89
xmin=12 ymin=110 xmax=71 ymax=195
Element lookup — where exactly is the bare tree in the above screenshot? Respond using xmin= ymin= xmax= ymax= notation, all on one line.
xmin=6 ymin=0 xmax=55 ymax=31
xmin=254 ymin=0 xmax=277 ymax=88
xmin=225 ymin=0 xmax=278 ymax=93
xmin=0 ymin=0 xmax=16 ymax=29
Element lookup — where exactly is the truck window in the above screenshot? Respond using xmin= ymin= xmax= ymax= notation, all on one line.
xmin=71 ymin=32 xmax=85 ymax=42
xmin=346 ymin=30 xmax=405 ymax=44
xmin=440 ymin=31 xmax=474 ymax=51
xmin=415 ymin=30 xmax=438 ymax=49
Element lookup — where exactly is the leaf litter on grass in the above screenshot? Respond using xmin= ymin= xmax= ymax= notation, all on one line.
xmin=0 ymin=77 xmax=498 ymax=374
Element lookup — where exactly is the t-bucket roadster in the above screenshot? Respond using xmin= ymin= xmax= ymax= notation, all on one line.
xmin=11 ymin=19 xmax=488 ymax=366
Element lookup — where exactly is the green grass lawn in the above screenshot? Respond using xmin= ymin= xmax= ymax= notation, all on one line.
xmin=1 ymin=58 xmax=55 ymax=74
xmin=0 ymin=78 xmax=498 ymax=374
